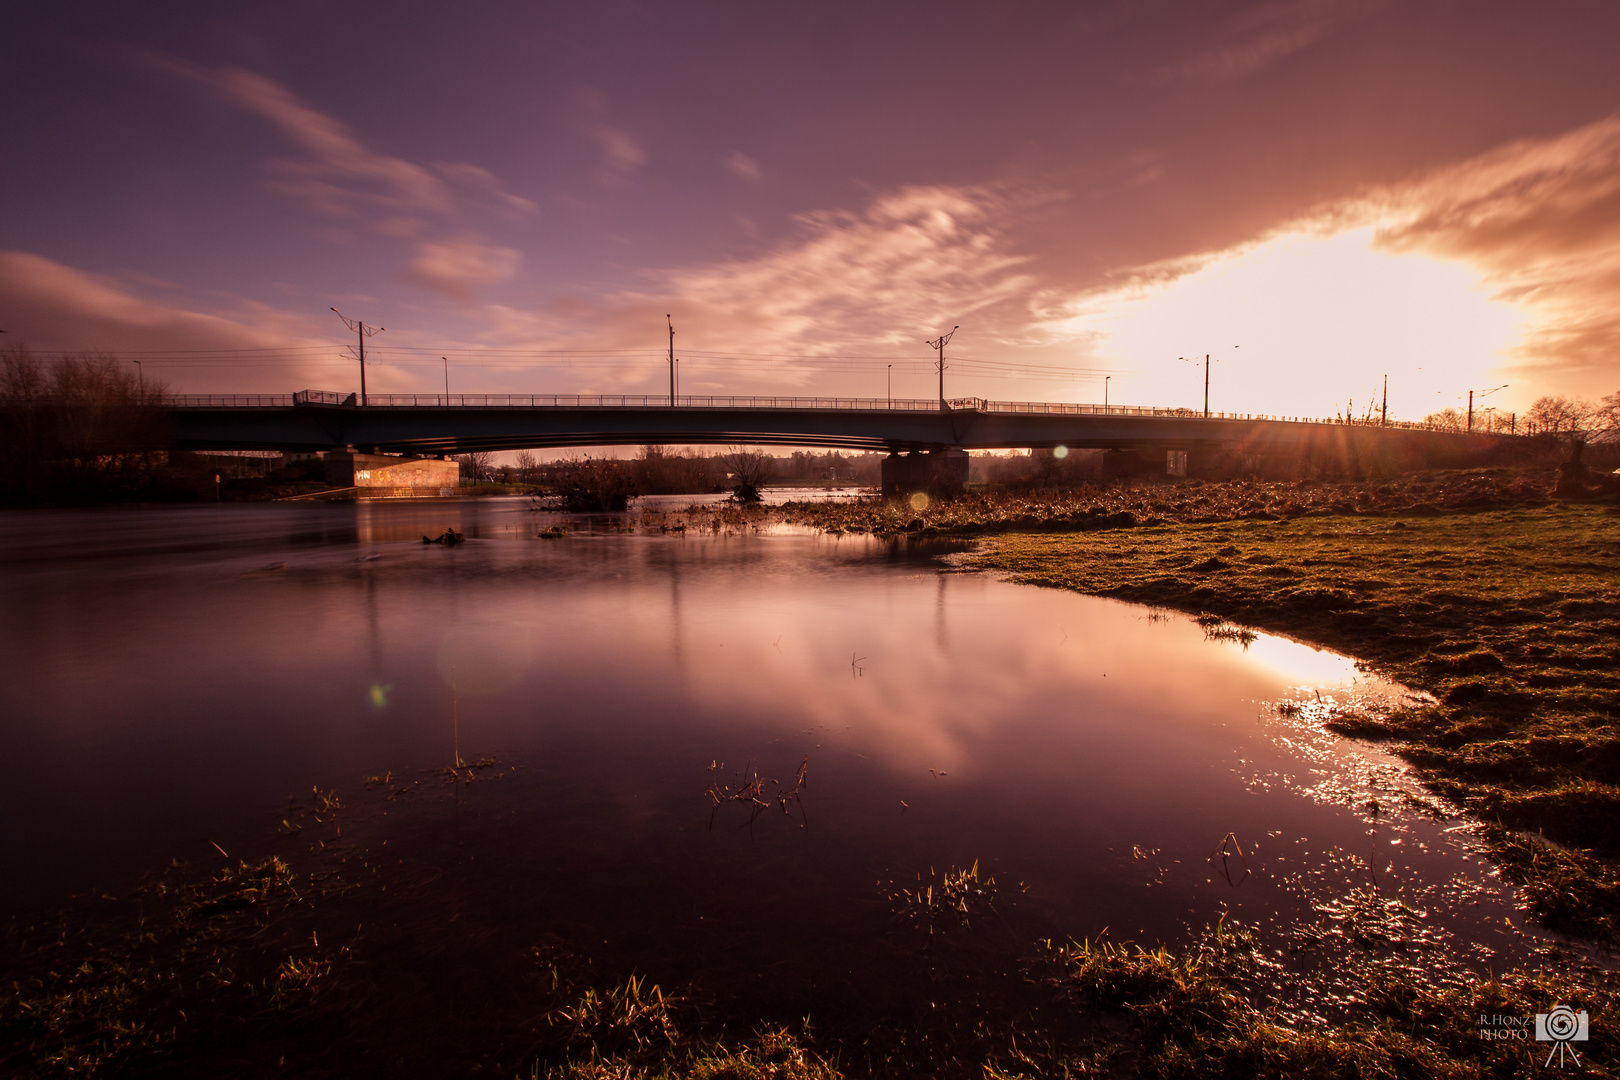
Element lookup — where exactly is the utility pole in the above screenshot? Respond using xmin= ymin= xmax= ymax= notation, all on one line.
xmin=1381 ymin=375 xmax=1388 ymax=427
xmin=667 ymin=314 xmax=675 ymax=406
xmin=331 ymin=308 xmax=384 ymax=406
xmin=1181 ymin=346 xmax=1235 ymax=418
xmin=1467 ymin=384 xmax=1508 ymax=432
xmin=133 ymin=360 xmax=143 ymax=394
xmin=925 ymin=325 xmax=958 ymax=411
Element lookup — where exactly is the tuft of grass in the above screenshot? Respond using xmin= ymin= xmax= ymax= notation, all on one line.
xmin=888 ymin=860 xmax=998 ymax=937
xmin=540 ymin=1027 xmax=841 ymax=1080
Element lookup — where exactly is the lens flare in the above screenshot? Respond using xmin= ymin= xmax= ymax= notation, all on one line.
xmin=909 ymin=492 xmax=930 ymax=511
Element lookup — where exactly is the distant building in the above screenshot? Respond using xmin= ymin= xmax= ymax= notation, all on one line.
xmin=325 ymin=450 xmax=458 ymax=496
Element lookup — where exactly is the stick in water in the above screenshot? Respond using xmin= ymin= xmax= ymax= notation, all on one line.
xmin=452 ymin=664 xmax=462 ymax=768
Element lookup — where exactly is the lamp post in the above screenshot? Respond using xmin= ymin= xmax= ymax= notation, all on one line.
xmin=1104 ymin=375 xmax=1110 ymax=410
xmin=441 ymin=356 xmax=450 ymax=401
xmin=887 ymin=364 xmax=892 ymax=409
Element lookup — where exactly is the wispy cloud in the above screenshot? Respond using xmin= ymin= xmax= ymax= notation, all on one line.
xmin=724 ymin=152 xmax=762 ymax=182
xmin=402 ymin=238 xmax=523 ymax=303
xmin=149 ymin=57 xmax=451 ymax=216
xmin=1031 ymin=113 xmax=1620 ymax=410
xmin=147 ymin=57 xmax=534 ymax=303
xmin=0 ymin=251 xmax=337 ymax=390
xmin=1154 ymin=0 xmax=1387 ymax=84
xmin=593 ymin=127 xmax=646 ymax=174
xmin=463 ymin=185 xmax=1039 ymax=391
xmin=664 ymin=185 xmax=1037 ymax=351
xmin=1363 ymin=114 xmax=1620 ymax=388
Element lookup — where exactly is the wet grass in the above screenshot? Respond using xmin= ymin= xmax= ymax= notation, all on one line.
xmin=763 ymin=469 xmax=1561 ymax=536
xmin=4 ymin=760 xmax=1616 ymax=1077
xmin=956 ymin=481 xmax=1620 ymax=943
xmin=1067 ymin=921 xmax=1615 ymax=1079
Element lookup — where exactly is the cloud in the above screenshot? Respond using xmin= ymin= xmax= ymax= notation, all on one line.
xmin=1031 ymin=113 xmax=1620 ymax=412
xmin=402 ymin=238 xmax=523 ymax=303
xmin=662 ymin=186 xmax=1036 ymax=352
xmin=150 ymin=57 xmax=450 ymax=216
xmin=724 ymin=152 xmax=762 ymax=181
xmin=1361 ymin=114 xmax=1620 ymax=390
xmin=1155 ymin=0 xmax=1387 ymax=83
xmin=149 ymin=57 xmax=532 ymax=224
xmin=0 ymin=251 xmax=337 ymax=391
xmin=453 ymin=185 xmax=1039 ymax=392
xmin=593 ymin=127 xmax=646 ymax=174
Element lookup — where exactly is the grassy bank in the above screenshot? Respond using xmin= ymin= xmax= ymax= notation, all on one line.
xmin=895 ymin=482 xmax=1619 ymax=944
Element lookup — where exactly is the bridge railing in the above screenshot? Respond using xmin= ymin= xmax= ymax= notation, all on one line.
xmin=159 ymin=390 xmax=1464 ymax=433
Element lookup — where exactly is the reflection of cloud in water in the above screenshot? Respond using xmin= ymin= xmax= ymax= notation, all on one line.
xmin=436 ymin=615 xmax=537 ymax=694
xmin=626 ymin=575 xmax=1398 ymax=778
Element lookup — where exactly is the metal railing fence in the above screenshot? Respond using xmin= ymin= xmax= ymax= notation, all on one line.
xmin=150 ymin=390 xmax=1471 ymax=432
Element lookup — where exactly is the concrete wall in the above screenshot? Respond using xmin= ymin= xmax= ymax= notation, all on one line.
xmin=325 ymin=450 xmax=459 ymax=490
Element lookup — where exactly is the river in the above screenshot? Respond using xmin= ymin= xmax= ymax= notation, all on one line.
xmin=0 ymin=494 xmax=1539 ymax=1049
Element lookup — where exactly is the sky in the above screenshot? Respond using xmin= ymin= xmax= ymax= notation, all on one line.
xmin=4 ymin=0 xmax=1620 ymax=423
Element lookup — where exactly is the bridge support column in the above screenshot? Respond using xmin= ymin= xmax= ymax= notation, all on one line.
xmin=882 ymin=447 xmax=968 ymax=497
xmin=928 ymin=446 xmax=969 ymax=496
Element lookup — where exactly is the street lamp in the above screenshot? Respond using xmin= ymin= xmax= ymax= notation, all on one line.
xmin=441 ymin=356 xmax=450 ymax=401
xmin=1104 ymin=375 xmax=1110 ymax=410
xmin=1467 ymin=384 xmax=1508 ymax=432
xmin=887 ymin=364 xmax=892 ymax=409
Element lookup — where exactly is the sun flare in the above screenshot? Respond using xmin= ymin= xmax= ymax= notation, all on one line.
xmin=1057 ymin=227 xmax=1525 ymax=421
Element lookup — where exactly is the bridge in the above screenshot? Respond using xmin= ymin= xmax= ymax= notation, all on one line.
xmin=164 ymin=390 xmax=1491 ymax=491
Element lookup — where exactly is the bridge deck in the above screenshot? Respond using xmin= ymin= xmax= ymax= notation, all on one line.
xmin=161 ymin=391 xmax=1469 ymax=456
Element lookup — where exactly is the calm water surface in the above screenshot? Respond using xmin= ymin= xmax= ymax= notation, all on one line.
xmin=1 ymin=497 xmax=1535 ymax=995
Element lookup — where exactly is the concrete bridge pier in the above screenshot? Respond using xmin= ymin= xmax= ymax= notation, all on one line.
xmin=882 ymin=446 xmax=969 ymax=497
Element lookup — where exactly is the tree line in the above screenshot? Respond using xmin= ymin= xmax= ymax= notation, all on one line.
xmin=0 ymin=347 xmax=186 ymax=506
xmin=1424 ymin=392 xmax=1620 ymax=437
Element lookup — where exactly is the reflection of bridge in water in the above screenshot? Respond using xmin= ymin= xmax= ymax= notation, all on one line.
xmin=165 ymin=390 xmax=1491 ymax=492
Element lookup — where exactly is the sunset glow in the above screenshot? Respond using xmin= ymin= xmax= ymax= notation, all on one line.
xmin=1059 ymin=227 xmax=1525 ymax=418
xmin=3 ymin=4 xmax=1617 ymax=422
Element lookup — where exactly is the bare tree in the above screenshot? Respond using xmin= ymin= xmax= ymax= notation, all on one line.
xmin=514 ymin=449 xmax=539 ymax=483
xmin=723 ymin=445 xmax=775 ymax=501
xmin=546 ymin=454 xmax=637 ymax=511
xmin=1 ymin=347 xmax=169 ymax=504
xmin=453 ymin=451 xmax=494 ymax=483
xmin=1526 ymin=395 xmax=1595 ymax=435
xmin=1423 ymin=407 xmax=1466 ymax=432
xmin=1591 ymin=391 xmax=1620 ymax=443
